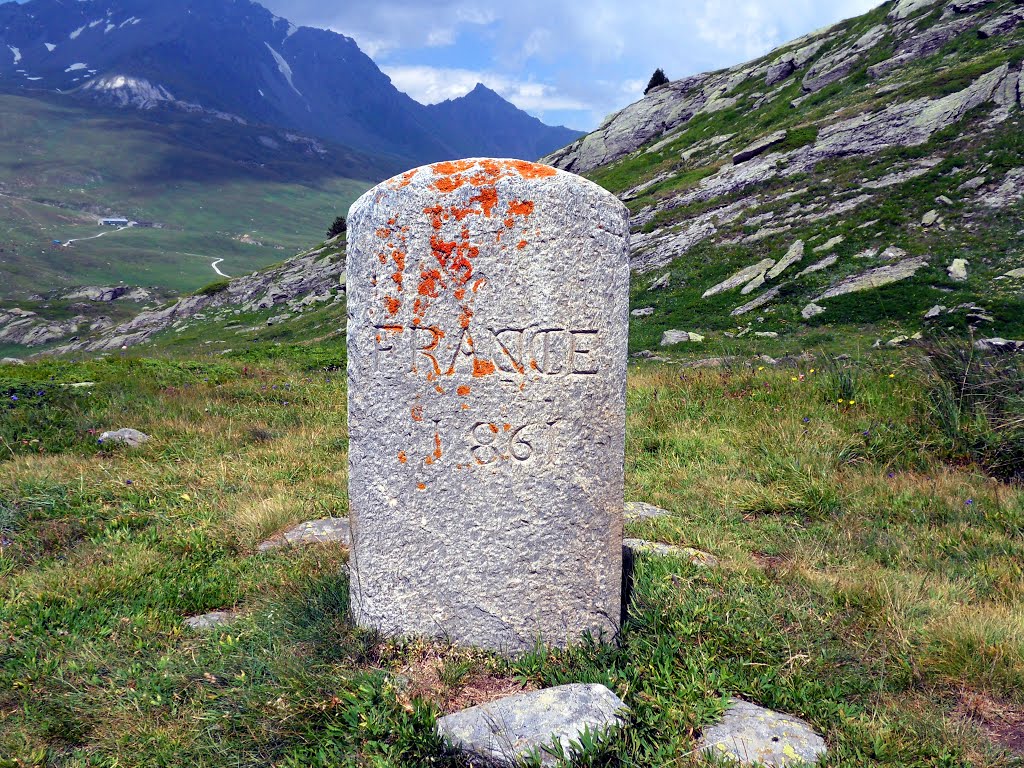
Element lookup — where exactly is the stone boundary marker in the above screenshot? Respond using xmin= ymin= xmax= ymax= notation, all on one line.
xmin=347 ymin=158 xmax=630 ymax=653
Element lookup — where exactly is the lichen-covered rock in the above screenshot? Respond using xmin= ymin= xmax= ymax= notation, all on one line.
xmin=703 ymin=259 xmax=777 ymax=298
xmin=257 ymin=518 xmax=351 ymax=552
xmin=184 ymin=610 xmax=238 ymax=631
xmin=767 ymin=240 xmax=805 ymax=279
xmin=801 ymin=303 xmax=826 ymax=319
xmin=733 ymin=130 xmax=788 ymax=164
xmin=890 ymin=0 xmax=940 ymax=20
xmin=347 ymin=159 xmax=629 ymax=653
xmin=948 ymin=259 xmax=969 ymax=281
xmin=661 ymin=330 xmax=704 ymax=345
xmin=624 ymin=501 xmax=671 ymax=520
xmin=437 ymin=684 xmax=626 ymax=766
xmin=624 ymin=538 xmax=719 ymax=567
xmin=698 ymin=698 xmax=827 ymax=767
xmin=816 ymin=257 xmax=929 ymax=301
xmin=98 ymin=428 xmax=150 ymax=448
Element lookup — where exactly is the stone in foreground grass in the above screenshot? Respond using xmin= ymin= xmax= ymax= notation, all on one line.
xmin=624 ymin=538 xmax=719 ymax=568
xmin=437 ymin=683 xmax=625 ymax=766
xmin=257 ymin=517 xmax=351 ymax=552
xmin=698 ymin=698 xmax=826 ymax=767
xmin=184 ymin=610 xmax=239 ymax=631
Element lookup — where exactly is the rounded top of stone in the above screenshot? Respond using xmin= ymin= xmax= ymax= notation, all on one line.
xmin=349 ymin=157 xmax=625 ymax=219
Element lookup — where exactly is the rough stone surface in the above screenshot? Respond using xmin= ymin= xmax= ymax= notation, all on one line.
xmin=732 ymin=286 xmax=782 ymax=317
xmin=437 ymin=683 xmax=625 ymax=766
xmin=0 ymin=357 xmax=25 ymax=365
xmin=890 ymin=0 xmax=939 ymax=20
xmin=346 ymin=159 xmax=629 ymax=653
xmin=1003 ymin=268 xmax=1024 ymax=279
xmin=767 ymin=240 xmax=805 ymax=279
xmin=976 ymin=337 xmax=1024 ymax=352
xmin=703 ymin=259 xmax=777 ymax=298
xmin=798 ymin=254 xmax=840 ymax=277
xmin=698 ymin=698 xmax=827 ymax=767
xmin=816 ymin=257 xmax=928 ymax=301
xmin=184 ymin=610 xmax=238 ymax=631
xmin=801 ymin=302 xmax=826 ymax=320
xmin=631 ymin=307 xmax=655 ymax=317
xmin=98 ymin=428 xmax=150 ymax=448
xmin=948 ymin=258 xmax=969 ymax=281
xmin=733 ymin=130 xmax=788 ymax=164
xmin=258 ymin=518 xmax=351 ymax=552
xmin=624 ymin=538 xmax=719 ymax=568
xmin=661 ymin=330 xmax=704 ymax=345
xmin=624 ymin=501 xmax=671 ymax=521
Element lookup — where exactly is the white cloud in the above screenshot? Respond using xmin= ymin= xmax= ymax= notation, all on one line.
xmin=383 ymin=64 xmax=590 ymax=112
xmin=262 ymin=0 xmax=894 ymax=129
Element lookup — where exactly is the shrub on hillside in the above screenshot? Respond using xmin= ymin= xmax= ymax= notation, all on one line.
xmin=193 ymin=279 xmax=231 ymax=297
xmin=920 ymin=336 xmax=1024 ymax=483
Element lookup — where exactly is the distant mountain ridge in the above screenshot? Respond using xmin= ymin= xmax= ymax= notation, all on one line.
xmin=0 ymin=0 xmax=581 ymax=165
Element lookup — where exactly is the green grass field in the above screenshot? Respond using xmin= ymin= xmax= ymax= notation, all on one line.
xmin=0 ymin=94 xmax=378 ymax=298
xmin=0 ymin=341 xmax=1021 ymax=766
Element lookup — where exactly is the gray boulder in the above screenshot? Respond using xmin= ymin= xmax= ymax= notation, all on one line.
xmin=766 ymin=240 xmax=805 ymax=279
xmin=258 ymin=517 xmax=351 ymax=552
xmin=0 ymin=357 xmax=25 ymax=365
xmin=184 ymin=610 xmax=238 ymax=631
xmin=698 ymin=698 xmax=827 ymax=767
xmin=624 ymin=538 xmax=719 ymax=568
xmin=98 ymin=428 xmax=150 ymax=448
xmin=703 ymin=259 xmax=777 ymax=298
xmin=624 ymin=502 xmax=671 ymax=521
xmin=947 ymin=259 xmax=969 ymax=281
xmin=437 ymin=684 xmax=625 ymax=766
xmin=631 ymin=307 xmax=655 ymax=318
xmin=815 ymin=257 xmax=928 ymax=301
xmin=661 ymin=330 xmax=704 ymax=345
xmin=733 ymin=130 xmax=788 ymax=164
xmin=801 ymin=303 xmax=826 ymax=320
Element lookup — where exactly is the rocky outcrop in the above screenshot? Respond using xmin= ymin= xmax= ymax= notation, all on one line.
xmin=50 ymin=241 xmax=346 ymax=354
xmin=61 ymin=286 xmax=153 ymax=302
xmin=816 ymin=257 xmax=929 ymax=301
xmin=703 ymin=259 xmax=777 ymax=298
xmin=802 ymin=24 xmax=887 ymax=93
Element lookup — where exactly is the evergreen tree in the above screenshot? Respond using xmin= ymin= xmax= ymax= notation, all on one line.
xmin=327 ymin=215 xmax=347 ymax=238
xmin=644 ymin=68 xmax=670 ymax=94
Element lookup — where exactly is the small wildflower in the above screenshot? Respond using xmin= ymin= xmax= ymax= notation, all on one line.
xmin=809 ymin=368 xmax=815 ymax=374
xmin=802 ymin=417 xmax=810 ymax=424
xmin=965 ymin=498 xmax=974 ymax=506
xmin=889 ymin=373 xmax=896 ymax=379
xmin=125 ymin=479 xmax=133 ymax=486
xmin=849 ymin=400 xmax=856 ymax=405
xmin=758 ymin=366 xmax=765 ymax=371
xmin=863 ymin=430 xmax=870 ymax=437
xmin=888 ymin=472 xmax=895 ymax=479
xmin=10 ymin=395 xmax=17 ymax=401
xmin=791 ymin=377 xmax=798 ymax=382
xmin=837 ymin=398 xmax=844 ymax=403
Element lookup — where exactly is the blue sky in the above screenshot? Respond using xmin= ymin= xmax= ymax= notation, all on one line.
xmin=261 ymin=0 xmax=881 ymax=131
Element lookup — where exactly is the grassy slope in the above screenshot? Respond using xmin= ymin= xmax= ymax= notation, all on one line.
xmin=0 ymin=346 xmax=1021 ymax=766
xmin=585 ymin=1 xmax=1024 ymax=351
xmin=0 ymin=94 xmax=379 ymax=298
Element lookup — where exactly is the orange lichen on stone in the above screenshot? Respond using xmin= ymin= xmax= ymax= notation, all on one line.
xmin=507 ymin=200 xmax=534 ymax=218
xmin=376 ymin=227 xmax=392 ymax=239
xmin=472 ymin=278 xmax=486 ymax=293
xmin=507 ymin=159 xmax=557 ymax=179
xmin=517 ymin=240 xmax=528 ymax=250
xmin=503 ymin=424 xmax=511 ymax=432
xmin=384 ymin=296 xmax=401 ymax=316
xmin=457 ymin=385 xmax=470 ymax=396
xmin=435 ymin=385 xmax=445 ymax=394
xmin=390 ymin=169 xmax=419 ymax=189
xmin=488 ymin=423 xmax=499 ymax=434
xmin=469 ymin=187 xmax=498 ymax=217
xmin=397 ymin=451 xmax=407 ymax=464
xmin=433 ymin=433 xmax=443 ymax=460
xmin=417 ymin=482 xmax=426 ymax=490
xmin=411 ymin=405 xmax=424 ymax=422
xmin=473 ymin=358 xmax=497 ymax=377
xmin=458 ymin=306 xmax=473 ymax=329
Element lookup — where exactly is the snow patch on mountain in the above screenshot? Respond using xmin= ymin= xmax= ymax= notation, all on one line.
xmin=44 ymin=43 xmax=56 ymax=52
xmin=264 ymin=42 xmax=302 ymax=99
xmin=65 ymin=63 xmax=88 ymax=72
xmin=8 ymin=46 xmax=20 ymax=64
xmin=69 ymin=25 xmax=86 ymax=40
xmin=80 ymin=74 xmax=175 ymax=108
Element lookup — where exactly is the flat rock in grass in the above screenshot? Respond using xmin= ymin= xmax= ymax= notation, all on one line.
xmin=437 ymin=683 xmax=625 ymax=767
xmin=184 ymin=610 xmax=238 ymax=631
xmin=98 ymin=428 xmax=150 ymax=448
xmin=624 ymin=501 xmax=671 ymax=521
xmin=623 ymin=538 xmax=719 ymax=568
xmin=257 ymin=517 xmax=351 ymax=552
xmin=661 ymin=330 xmax=704 ymax=345
xmin=0 ymin=357 xmax=25 ymax=365
xmin=698 ymin=698 xmax=827 ymax=767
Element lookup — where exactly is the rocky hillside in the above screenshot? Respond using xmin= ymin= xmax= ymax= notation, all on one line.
xmin=0 ymin=237 xmax=348 ymax=358
xmin=546 ymin=0 xmax=1024 ymax=352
